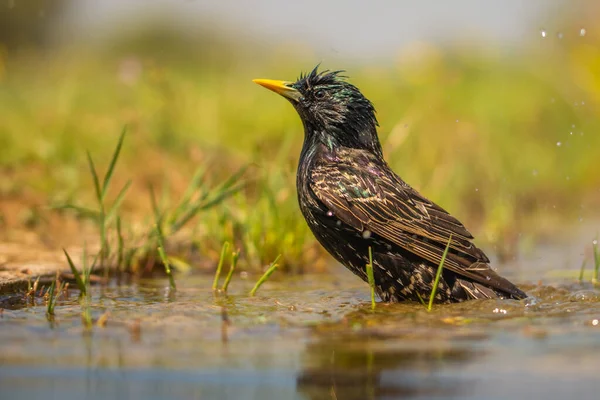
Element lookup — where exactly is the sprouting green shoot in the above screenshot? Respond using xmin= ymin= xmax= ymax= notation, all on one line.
xmin=63 ymin=248 xmax=87 ymax=295
xmin=222 ymin=249 xmax=240 ymax=292
xmin=366 ymin=246 xmax=376 ymax=310
xmin=45 ymin=279 xmax=56 ymax=314
xmin=249 ymin=255 xmax=281 ymax=296
xmin=428 ymin=235 xmax=453 ymax=312
xmin=63 ymin=246 xmax=94 ymax=328
xmin=155 ymin=223 xmax=176 ymax=290
xmin=46 ymin=277 xmax=64 ymax=317
xmin=213 ymin=242 xmax=229 ymax=290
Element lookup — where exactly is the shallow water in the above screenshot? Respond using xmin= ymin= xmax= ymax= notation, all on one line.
xmin=1 ymin=230 xmax=600 ymax=399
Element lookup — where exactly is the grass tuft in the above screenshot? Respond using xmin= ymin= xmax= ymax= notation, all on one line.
xmin=63 ymin=245 xmax=94 ymax=328
xmin=45 ymin=275 xmax=64 ymax=318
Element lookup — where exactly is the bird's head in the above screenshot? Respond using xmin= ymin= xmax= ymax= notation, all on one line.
xmin=254 ymin=66 xmax=382 ymax=156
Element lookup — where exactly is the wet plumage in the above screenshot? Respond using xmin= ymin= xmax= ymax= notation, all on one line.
xmin=254 ymin=67 xmax=527 ymax=303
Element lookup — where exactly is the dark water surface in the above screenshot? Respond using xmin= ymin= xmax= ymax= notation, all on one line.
xmin=1 ymin=228 xmax=599 ymax=399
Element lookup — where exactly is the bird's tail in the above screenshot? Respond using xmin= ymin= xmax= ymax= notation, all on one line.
xmin=454 ymin=278 xmax=527 ymax=300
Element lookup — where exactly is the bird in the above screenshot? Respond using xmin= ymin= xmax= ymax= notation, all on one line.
xmin=253 ymin=66 xmax=527 ymax=303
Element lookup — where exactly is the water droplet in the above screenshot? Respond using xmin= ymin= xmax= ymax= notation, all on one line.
xmin=556 ymin=141 xmax=562 ymax=147
xmin=569 ymin=131 xmax=573 ymax=135
xmin=593 ymin=319 xmax=599 ymax=326
xmin=524 ymin=296 xmax=538 ymax=307
xmin=456 ymin=119 xmax=459 ymax=123
xmin=336 ymin=220 xmax=342 ymax=226
xmin=475 ymin=188 xmax=479 ymax=192
xmin=580 ymin=28 xmax=586 ymax=37
xmin=581 ymin=101 xmax=585 ymax=106
xmin=540 ymin=29 xmax=547 ymax=38
xmin=593 ymin=239 xmax=598 ymax=246
xmin=579 ymin=217 xmax=583 ymax=222
xmin=557 ymin=32 xmax=564 ymax=39
xmin=532 ymin=169 xmax=538 ymax=177
xmin=362 ymin=230 xmax=372 ymax=239
xmin=326 ymin=211 xmax=334 ymax=217
xmin=566 ymin=176 xmax=570 ymax=181
xmin=572 ymin=124 xmax=576 ymax=128
xmin=486 ymin=276 xmax=491 ymax=281
xmin=574 ymin=102 xmax=579 ymax=107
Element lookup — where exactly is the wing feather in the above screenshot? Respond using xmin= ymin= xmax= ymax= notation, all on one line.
xmin=310 ymin=148 xmax=524 ymax=298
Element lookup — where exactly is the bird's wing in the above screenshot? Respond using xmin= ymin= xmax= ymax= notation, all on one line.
xmin=310 ymin=151 xmax=523 ymax=297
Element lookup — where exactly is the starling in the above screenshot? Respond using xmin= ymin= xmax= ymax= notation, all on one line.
xmin=253 ymin=66 xmax=527 ymax=303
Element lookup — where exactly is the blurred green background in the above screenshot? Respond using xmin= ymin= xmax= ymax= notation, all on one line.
xmin=0 ymin=0 xmax=598 ymax=272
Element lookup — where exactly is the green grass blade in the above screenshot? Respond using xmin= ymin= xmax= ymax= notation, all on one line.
xmin=219 ymin=164 xmax=249 ymax=191
xmin=201 ymin=183 xmax=246 ymax=209
xmin=149 ymin=185 xmax=164 ymax=227
xmin=155 ymin=223 xmax=176 ymax=290
xmin=86 ymin=151 xmax=103 ymax=206
xmin=63 ymin=248 xmax=86 ymax=295
xmin=46 ymin=279 xmax=56 ymax=316
xmin=222 ymin=249 xmax=240 ymax=292
xmin=213 ymin=242 xmax=230 ymax=290
xmin=415 ymin=292 xmax=426 ymax=307
xmin=366 ymin=246 xmax=376 ymax=310
xmin=105 ymin=180 xmax=132 ymax=223
xmin=157 ymin=243 xmax=176 ymax=290
xmin=170 ymin=183 xmax=245 ymax=234
xmin=249 ymin=255 xmax=281 ymax=296
xmin=101 ymin=126 xmax=127 ymax=200
xmin=428 ymin=235 xmax=453 ymax=311
xmin=175 ymin=165 xmax=208 ymax=215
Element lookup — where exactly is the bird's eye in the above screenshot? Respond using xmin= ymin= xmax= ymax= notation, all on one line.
xmin=314 ymin=89 xmax=325 ymax=99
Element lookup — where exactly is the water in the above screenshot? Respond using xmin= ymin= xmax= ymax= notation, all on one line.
xmin=1 ymin=235 xmax=599 ymax=399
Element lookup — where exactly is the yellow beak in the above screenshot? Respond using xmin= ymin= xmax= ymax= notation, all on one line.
xmin=253 ymin=79 xmax=302 ymax=102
